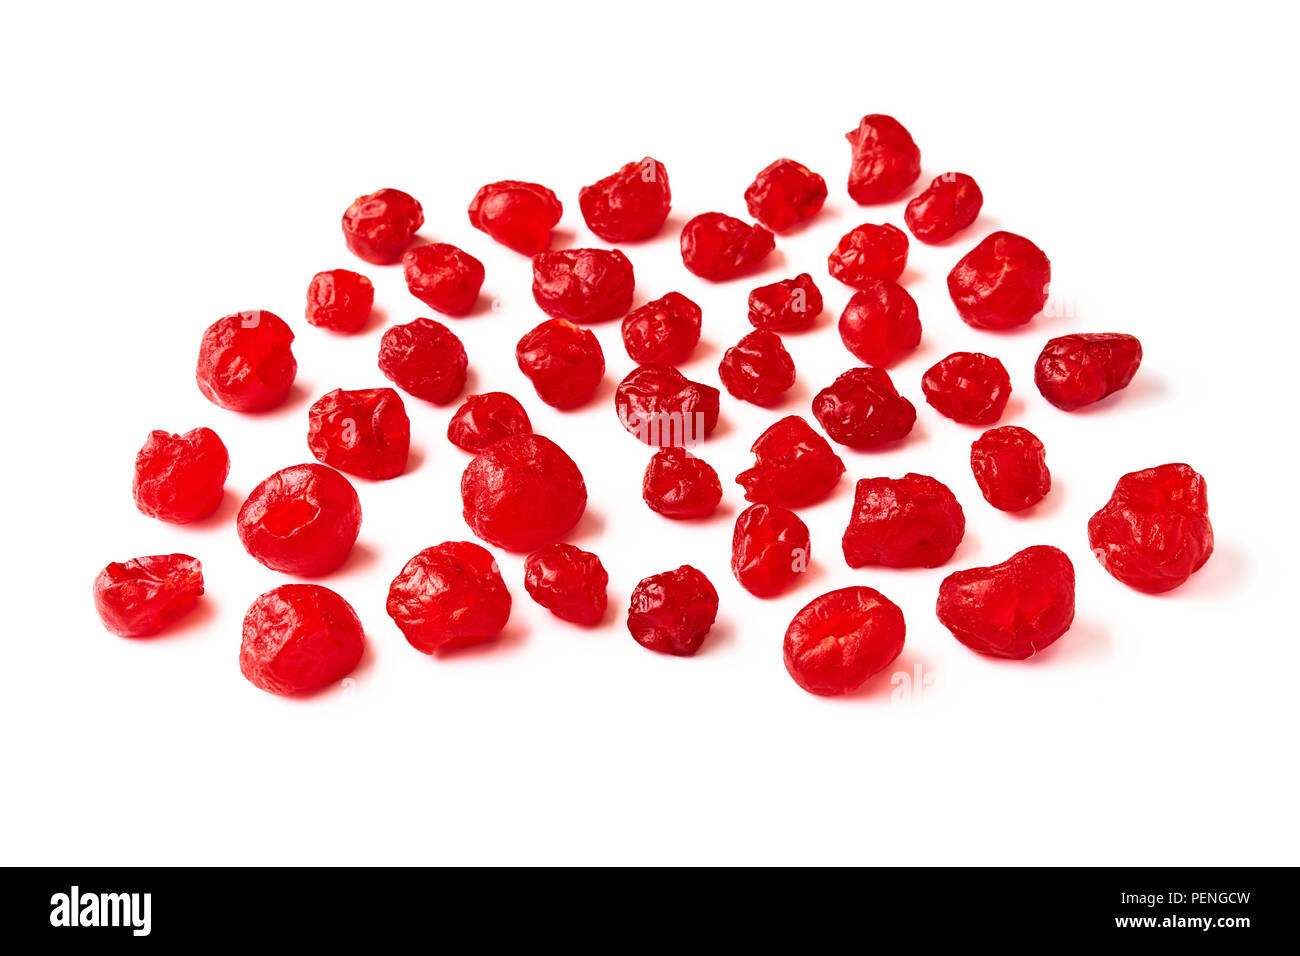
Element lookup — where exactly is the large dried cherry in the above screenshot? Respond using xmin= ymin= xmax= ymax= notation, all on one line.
xmin=446 ymin=392 xmax=533 ymax=453
xmin=615 ymin=364 xmax=720 ymax=447
xmin=842 ymin=473 xmax=965 ymax=569
xmin=784 ymin=587 xmax=905 ymax=696
xmin=240 ymin=584 xmax=365 ymax=694
xmin=306 ymin=269 xmax=373 ymax=334
xmin=196 ymin=310 xmax=297 ymax=413
xmin=468 ymin=180 xmax=561 ymax=255
xmin=904 ymin=173 xmax=983 ymax=243
xmin=132 ymin=427 xmax=230 ymax=523
xmin=626 ymin=565 xmax=719 ymax=657
xmin=307 ymin=387 xmax=410 ymax=480
xmin=1034 ymin=333 xmax=1143 ymax=411
xmin=387 ymin=541 xmax=511 ymax=653
xmin=731 ymin=503 xmax=810 ymax=598
xmin=948 ymin=231 xmax=1051 ymax=330
xmin=838 ymin=280 xmax=921 ymax=367
xmin=680 ymin=212 xmax=774 ymax=281
xmin=402 ymin=243 xmax=485 ymax=317
xmin=516 ymin=318 xmax=604 ymax=410
xmin=921 ymin=352 xmax=1012 ymax=425
xmin=460 ymin=434 xmax=587 ymax=552
xmin=579 ymin=157 xmax=671 ymax=242
xmin=642 ymin=447 xmax=722 ymax=519
xmin=93 ymin=554 xmax=203 ymax=638
xmin=845 ymin=114 xmax=921 ymax=204
xmin=812 ymin=367 xmax=916 ymax=450
xmin=970 ymin=426 xmax=1050 ymax=512
xmin=736 ymin=416 xmax=845 ymax=509
xmin=378 ymin=317 xmax=468 ymax=405
xmin=341 ymin=187 xmax=423 ymax=264
xmin=744 ymin=158 xmax=827 ymax=232
xmin=718 ymin=330 xmax=796 ymax=407
xmin=532 ymin=248 xmax=635 ymax=323
xmin=621 ymin=292 xmax=702 ymax=365
xmin=748 ymin=273 xmax=823 ymax=332
xmin=523 ymin=543 xmax=609 ymax=626
xmin=828 ymin=223 xmax=908 ymax=289
xmin=237 ymin=463 xmax=361 ymax=576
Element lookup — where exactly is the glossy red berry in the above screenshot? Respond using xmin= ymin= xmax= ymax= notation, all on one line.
xmin=615 ymin=364 xmax=720 ymax=447
xmin=516 ymin=318 xmax=604 ymax=410
xmin=523 ymin=543 xmax=609 ymax=626
xmin=737 ymin=416 xmax=845 ymax=509
xmin=948 ymin=231 xmax=1051 ymax=330
xmin=1034 ymin=333 xmax=1143 ymax=411
xmin=132 ymin=427 xmax=230 ymax=523
xmin=970 ymin=426 xmax=1050 ymax=512
xmin=621 ymin=292 xmax=702 ymax=365
xmin=387 ymin=541 xmax=511 ymax=653
xmin=812 ymin=367 xmax=916 ymax=450
xmin=784 ymin=587 xmax=905 ymax=696
xmin=642 ymin=447 xmax=723 ymax=519
xmin=240 ymin=585 xmax=365 ymax=694
xmin=905 ymin=173 xmax=983 ymax=243
xmin=731 ymin=504 xmax=810 ymax=598
xmin=921 ymin=352 xmax=1012 ymax=425
xmin=306 ymin=269 xmax=374 ymax=334
xmin=842 ymin=473 xmax=965 ymax=569
xmin=237 ymin=463 xmax=361 ymax=576
xmin=460 ymin=434 xmax=587 ymax=552
xmin=748 ymin=273 xmax=823 ymax=332
xmin=627 ymin=565 xmax=719 ymax=657
xmin=828 ymin=223 xmax=908 ymax=289
xmin=579 ymin=157 xmax=671 ymax=242
xmin=378 ymin=317 xmax=468 ymax=404
xmin=93 ymin=554 xmax=203 ymax=638
xmin=838 ymin=280 xmax=921 ymax=367
xmin=845 ymin=114 xmax=921 ymax=205
xmin=744 ymin=158 xmax=827 ymax=232
xmin=468 ymin=180 xmax=562 ymax=255
xmin=532 ymin=248 xmax=635 ymax=323
xmin=718 ymin=330 xmax=796 ymax=407
xmin=307 ymin=387 xmax=410 ymax=480
xmin=446 ymin=392 xmax=533 ymax=453
xmin=341 ymin=188 xmax=424 ymax=264
xmin=196 ymin=310 xmax=297 ymax=413
xmin=680 ymin=212 xmax=774 ymax=281
xmin=402 ymin=243 xmax=485 ymax=317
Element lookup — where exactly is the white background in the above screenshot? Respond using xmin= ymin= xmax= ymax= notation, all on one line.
xmin=2 ymin=1 xmax=1297 ymax=865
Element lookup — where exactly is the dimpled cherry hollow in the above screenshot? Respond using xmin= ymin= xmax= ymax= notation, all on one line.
xmin=838 ymin=280 xmax=921 ymax=368
xmin=196 ymin=310 xmax=297 ymax=413
xmin=306 ymin=269 xmax=374 ymax=333
xmin=731 ymin=503 xmax=810 ymax=598
xmin=341 ymin=187 xmax=424 ymax=264
xmin=718 ymin=330 xmax=796 ymax=407
xmin=748 ymin=273 xmax=824 ymax=332
xmin=845 ymin=113 xmax=921 ymax=204
xmin=523 ymin=543 xmax=609 ymax=626
xmin=132 ymin=427 xmax=230 ymax=523
xmin=680 ymin=212 xmax=774 ymax=281
xmin=515 ymin=318 xmax=605 ymax=410
xmin=970 ymin=426 xmax=1050 ymax=512
xmin=828 ymin=223 xmax=908 ymax=289
xmin=904 ymin=173 xmax=983 ymax=243
xmin=948 ymin=231 xmax=1051 ymax=330
xmin=237 ymin=464 xmax=362 ymax=576
xmin=1035 ymin=333 xmax=1143 ymax=411
xmin=842 ymin=473 xmax=965 ymax=569
xmin=784 ymin=587 xmax=906 ymax=696
xmin=446 ymin=392 xmax=532 ymax=453
xmin=93 ymin=554 xmax=203 ymax=638
xmin=642 ymin=446 xmax=723 ymax=519
xmin=378 ymin=317 xmax=468 ymax=404
xmin=626 ymin=565 xmax=719 ymax=657
xmin=532 ymin=248 xmax=635 ymax=323
xmin=615 ymin=364 xmax=720 ymax=447
xmin=239 ymin=584 xmax=365 ymax=695
xmin=579 ymin=157 xmax=672 ymax=242
xmin=460 ymin=434 xmax=587 ymax=552
xmin=307 ymin=387 xmax=410 ymax=480
xmin=402 ymin=243 xmax=485 ymax=317
xmin=386 ymin=541 xmax=512 ymax=653
xmin=621 ymin=292 xmax=702 ymax=365
xmin=744 ymin=158 xmax=827 ymax=232
xmin=812 ymin=367 xmax=916 ymax=450
xmin=921 ymin=352 xmax=1012 ymax=425
xmin=737 ymin=416 xmax=845 ymax=508
xmin=468 ymin=180 xmax=562 ymax=255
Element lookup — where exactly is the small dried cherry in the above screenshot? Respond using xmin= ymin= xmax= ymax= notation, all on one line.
xmin=341 ymin=187 xmax=423 ymax=264
xmin=621 ymin=291 xmax=702 ymax=365
xmin=307 ymin=387 xmax=410 ymax=480
xmin=446 ymin=392 xmax=533 ymax=453
xmin=378 ymin=317 xmax=468 ymax=404
xmin=812 ymin=367 xmax=916 ymax=450
xmin=744 ymin=158 xmax=827 ymax=232
xmin=387 ymin=541 xmax=511 ymax=653
xmin=627 ymin=565 xmax=719 ymax=657
xmin=642 ymin=447 xmax=723 ymax=519
xmin=970 ymin=426 xmax=1050 ymax=512
xmin=680 ymin=212 xmax=774 ymax=281
xmin=93 ymin=554 xmax=203 ymax=638
xmin=402 ymin=243 xmax=485 ymax=317
xmin=905 ymin=172 xmax=983 ymax=244
xmin=306 ymin=269 xmax=373 ymax=333
xmin=948 ymin=231 xmax=1051 ymax=330
xmin=921 ymin=352 xmax=1012 ymax=425
xmin=468 ymin=180 xmax=562 ymax=255
xmin=718 ymin=330 xmax=796 ymax=407
xmin=132 ymin=427 xmax=230 ymax=523
xmin=828 ymin=223 xmax=908 ymax=289
xmin=784 ymin=586 xmax=905 ymax=696
xmin=523 ymin=543 xmax=609 ymax=626
xmin=238 ymin=463 xmax=361 ymax=576
xmin=579 ymin=157 xmax=671 ymax=242
xmin=838 ymin=280 xmax=921 ymax=367
xmin=240 ymin=584 xmax=365 ymax=695
xmin=532 ymin=248 xmax=635 ymax=323
xmin=615 ymin=364 xmax=720 ymax=447
xmin=731 ymin=504 xmax=810 ymax=598
xmin=845 ymin=114 xmax=921 ymax=205
xmin=1034 ymin=333 xmax=1143 ymax=411
xmin=748 ymin=273 xmax=823 ymax=332
xmin=842 ymin=473 xmax=965 ymax=569
xmin=736 ymin=416 xmax=845 ymax=508
xmin=196 ymin=310 xmax=297 ymax=413
xmin=516 ymin=318 xmax=604 ymax=410
xmin=460 ymin=434 xmax=587 ymax=552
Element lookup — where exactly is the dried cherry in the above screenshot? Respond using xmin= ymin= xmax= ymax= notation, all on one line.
xmin=467 ymin=180 xmax=562 ymax=255
xmin=579 ymin=157 xmax=671 ymax=242
xmin=812 ymin=367 xmax=916 ymax=450
xmin=621 ymin=291 xmax=702 ymax=365
xmin=615 ymin=364 xmax=720 ymax=447
xmin=784 ymin=587 xmax=905 ymax=696
xmin=1034 ymin=333 xmax=1143 ymax=411
xmin=307 ymin=387 xmax=410 ymax=480
xmin=306 ymin=269 xmax=374 ymax=333
xmin=132 ymin=427 xmax=230 ymax=523
xmin=446 ymin=392 xmax=533 ymax=453
xmin=378 ymin=317 xmax=468 ymax=404
xmin=240 ymin=585 xmax=365 ymax=695
xmin=828 ymin=223 xmax=908 ymax=289
xmin=970 ymin=426 xmax=1050 ymax=512
xmin=736 ymin=416 xmax=845 ymax=508
xmin=387 ymin=541 xmax=511 ymax=653
xmin=718 ymin=330 xmax=796 ymax=407
xmin=731 ymin=503 xmax=810 ymax=598
xmin=402 ymin=243 xmax=485 ymax=317
xmin=948 ymin=231 xmax=1051 ymax=330
xmin=845 ymin=114 xmax=921 ymax=205
xmin=532 ymin=248 xmax=635 ymax=323
xmin=748 ymin=273 xmax=823 ymax=332
xmin=744 ymin=158 xmax=827 ymax=232
xmin=523 ymin=543 xmax=609 ymax=626
xmin=921 ymin=352 xmax=1012 ymax=425
xmin=680 ymin=212 xmax=774 ymax=281
xmin=516 ymin=318 xmax=605 ymax=409
xmin=642 ymin=447 xmax=722 ymax=519
xmin=838 ymin=280 xmax=921 ymax=367
xmin=237 ymin=463 xmax=361 ymax=576
xmin=905 ymin=172 xmax=983 ymax=244
xmin=93 ymin=554 xmax=203 ymax=638
xmin=626 ymin=566 xmax=719 ymax=657
xmin=341 ymin=187 xmax=423 ymax=264
xmin=460 ymin=434 xmax=587 ymax=552
xmin=196 ymin=310 xmax=297 ymax=413
xmin=842 ymin=473 xmax=965 ymax=569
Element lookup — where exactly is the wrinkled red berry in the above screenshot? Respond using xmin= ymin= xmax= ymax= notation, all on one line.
xmin=718 ymin=330 xmax=796 ymax=407
xmin=238 ymin=463 xmax=361 ymax=576
xmin=93 ymin=554 xmax=203 ymax=638
xmin=784 ymin=587 xmax=905 ymax=696
xmin=737 ymin=416 xmax=845 ymax=508
xmin=621 ymin=291 xmax=702 ymax=365
xmin=845 ymin=114 xmax=921 ymax=205
xmin=196 ymin=310 xmax=297 ymax=413
xmin=446 ymin=392 xmax=533 ymax=453
xmin=516 ymin=318 xmax=604 ymax=410
xmin=467 ymin=180 xmax=562 ymax=255
xmin=744 ymin=158 xmax=827 ymax=232
xmin=838 ymin=280 xmax=921 ymax=367
xmin=387 ymin=541 xmax=511 ymax=653
xmin=842 ymin=473 xmax=964 ymax=569
xmin=828 ymin=223 xmax=908 ymax=289
xmin=1035 ymin=333 xmax=1143 ymax=411
xmin=812 ymin=367 xmax=916 ymax=450
xmin=1088 ymin=463 xmax=1214 ymax=594
xmin=937 ymin=546 xmax=1075 ymax=660
xmin=132 ymin=427 xmax=230 ymax=523
xmin=904 ymin=173 xmax=983 ymax=243
xmin=748 ymin=273 xmax=823 ymax=332
xmin=240 ymin=585 xmax=365 ymax=695
xmin=402 ymin=243 xmax=485 ymax=317
xmin=378 ymin=317 xmax=468 ymax=404
xmin=341 ymin=188 xmax=423 ymax=264
xmin=731 ymin=504 xmax=810 ymax=598
xmin=307 ymin=387 xmax=410 ymax=480
xmin=532 ymin=248 xmax=635 ymax=323
xmin=579 ymin=157 xmax=671 ymax=242
xmin=306 ymin=269 xmax=374 ymax=334
xmin=680 ymin=212 xmax=774 ymax=281
xmin=523 ymin=543 xmax=609 ymax=626
xmin=627 ymin=565 xmax=719 ymax=657
xmin=948 ymin=231 xmax=1051 ymax=330
xmin=921 ymin=352 xmax=1012 ymax=425
xmin=460 ymin=434 xmax=587 ymax=552
xmin=970 ymin=426 xmax=1050 ymax=512
xmin=615 ymin=364 xmax=720 ymax=447
xmin=642 ymin=447 xmax=722 ymax=519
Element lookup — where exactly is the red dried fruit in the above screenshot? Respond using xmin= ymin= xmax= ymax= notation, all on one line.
xmin=237 ymin=463 xmax=361 ymax=576
xmin=515 ymin=318 xmax=605 ymax=410
xmin=1088 ymin=463 xmax=1214 ymax=594
xmin=523 ymin=543 xmax=609 ymax=626
xmin=680 ymin=212 xmax=774 ymax=281
xmin=904 ymin=173 xmax=983 ymax=243
xmin=748 ymin=273 xmax=824 ymax=332
xmin=307 ymin=387 xmax=410 ymax=480
xmin=615 ymin=364 xmax=720 ymax=447
xmin=239 ymin=585 xmax=365 ymax=695
xmin=531 ymin=248 xmax=635 ymax=323
xmin=306 ymin=269 xmax=374 ymax=334
xmin=460 ymin=434 xmax=587 ymax=552
xmin=93 ymin=554 xmax=203 ymax=638
xmin=1034 ymin=333 xmax=1143 ymax=411
xmin=132 ymin=427 xmax=230 ymax=523
xmin=467 ymin=180 xmax=562 ymax=255
xmin=842 ymin=473 xmax=965 ymax=569
xmin=195 ymin=310 xmax=297 ymax=413
xmin=642 ymin=447 xmax=722 ymax=519
xmin=921 ymin=352 xmax=1012 ymax=425
xmin=812 ymin=367 xmax=916 ymax=450
xmin=579 ymin=157 xmax=672 ymax=242
xmin=838 ymin=280 xmax=921 ymax=367
xmin=626 ymin=565 xmax=719 ymax=657
xmin=784 ymin=587 xmax=905 ymax=696
xmin=938 ymin=546 xmax=1075 ymax=659
xmin=387 ymin=541 xmax=511 ymax=653
xmin=737 ymin=416 xmax=845 ymax=508
xmin=731 ymin=503 xmax=810 ymax=598
xmin=621 ymin=291 xmax=702 ymax=365
xmin=402 ymin=243 xmax=485 ymax=317
xmin=718 ymin=330 xmax=796 ymax=407
xmin=446 ymin=392 xmax=533 ymax=453
xmin=970 ymin=426 xmax=1050 ymax=512
xmin=948 ymin=231 xmax=1051 ymax=330
xmin=378 ymin=317 xmax=468 ymax=404
xmin=744 ymin=158 xmax=827 ymax=232
xmin=845 ymin=114 xmax=921 ymax=205
xmin=341 ymin=188 xmax=423 ymax=264
xmin=828 ymin=223 xmax=908 ymax=289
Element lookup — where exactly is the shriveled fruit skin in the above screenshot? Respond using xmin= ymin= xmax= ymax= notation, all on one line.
xmin=196 ymin=310 xmax=297 ymax=412
xmin=93 ymin=554 xmax=203 ymax=638
xmin=828 ymin=223 xmax=908 ymax=289
xmin=467 ymin=180 xmax=562 ymax=255
xmin=904 ymin=173 xmax=983 ymax=243
xmin=642 ymin=447 xmax=722 ymax=519
xmin=402 ymin=243 xmax=485 ymax=317
xmin=1087 ymin=463 xmax=1213 ymax=594
xmin=813 ymin=367 xmax=916 ymax=450
xmin=307 ymin=387 xmax=410 ymax=480
xmin=306 ymin=269 xmax=374 ymax=333
xmin=948 ymin=231 xmax=1051 ymax=329
xmin=842 ymin=473 xmax=965 ymax=569
xmin=579 ymin=157 xmax=671 ymax=242
xmin=718 ymin=330 xmax=796 ymax=407
xmin=446 ymin=392 xmax=532 ymax=453
xmin=744 ymin=158 xmax=827 ymax=232
xmin=237 ymin=463 xmax=361 ymax=576
xmin=1034 ymin=333 xmax=1143 ymax=411
xmin=341 ymin=187 xmax=423 ymax=264
xmin=460 ymin=434 xmax=587 ymax=552
xmin=784 ymin=586 xmax=905 ymax=696
xmin=615 ymin=364 xmax=720 ymax=447
xmin=970 ymin=426 xmax=1050 ymax=512
xmin=516 ymin=318 xmax=604 ymax=410
xmin=937 ymin=546 xmax=1075 ymax=660
xmin=680 ymin=212 xmax=774 ymax=281
xmin=621 ymin=292 xmax=702 ymax=365
xmin=524 ymin=543 xmax=609 ymax=626
xmin=378 ymin=317 xmax=468 ymax=404
xmin=133 ymin=427 xmax=230 ymax=523
xmin=737 ymin=416 xmax=845 ymax=508
xmin=386 ymin=541 xmax=511 ymax=653
xmin=531 ymin=248 xmax=635 ymax=323
xmin=748 ymin=273 xmax=823 ymax=332
xmin=240 ymin=584 xmax=365 ymax=694
xmin=838 ymin=280 xmax=921 ymax=367
xmin=731 ymin=503 xmax=810 ymax=598
xmin=921 ymin=352 xmax=1012 ymax=425
xmin=845 ymin=114 xmax=921 ymax=204
xmin=626 ymin=565 xmax=719 ymax=657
